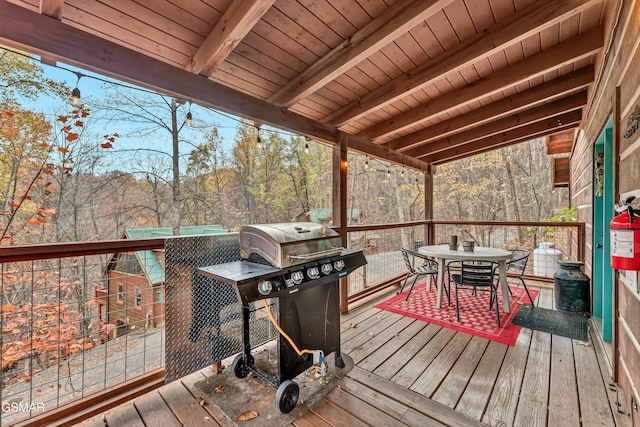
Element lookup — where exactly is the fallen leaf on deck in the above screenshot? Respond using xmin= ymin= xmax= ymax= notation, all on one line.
xmin=236 ymin=410 xmax=259 ymax=421
xmin=349 ymin=322 xmax=357 ymax=328
xmin=215 ymin=386 xmax=224 ymax=394
xmin=196 ymin=396 xmax=205 ymax=406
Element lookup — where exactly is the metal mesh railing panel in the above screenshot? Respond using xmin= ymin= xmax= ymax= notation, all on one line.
xmin=433 ymin=223 xmax=580 ymax=278
xmin=1 ymin=253 xmax=164 ymax=425
xmin=347 ymin=225 xmax=425 ymax=296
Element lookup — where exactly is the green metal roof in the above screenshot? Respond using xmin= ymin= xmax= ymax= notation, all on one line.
xmin=124 ymin=225 xmax=228 ymax=285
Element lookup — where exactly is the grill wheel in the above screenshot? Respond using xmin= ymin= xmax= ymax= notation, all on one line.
xmin=275 ymin=380 xmax=299 ymax=413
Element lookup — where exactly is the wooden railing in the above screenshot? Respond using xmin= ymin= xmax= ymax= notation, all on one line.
xmin=0 ymin=219 xmax=585 ymax=425
xmin=343 ymin=220 xmax=586 ymax=308
xmin=0 ymin=239 xmax=165 ymax=427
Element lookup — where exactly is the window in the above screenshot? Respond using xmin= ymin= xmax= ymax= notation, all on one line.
xmin=117 ymin=284 xmax=124 ymax=302
xmin=135 ymin=289 xmax=142 ymax=307
xmin=114 ymin=253 xmax=143 ymax=275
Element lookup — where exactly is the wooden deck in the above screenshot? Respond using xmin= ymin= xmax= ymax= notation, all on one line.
xmin=77 ymin=284 xmax=626 ymax=427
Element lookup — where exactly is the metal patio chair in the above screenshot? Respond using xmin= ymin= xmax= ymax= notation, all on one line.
xmin=500 ymin=248 xmax=535 ymax=305
xmin=448 ymin=260 xmax=501 ymax=327
xmin=399 ymin=248 xmax=448 ymax=303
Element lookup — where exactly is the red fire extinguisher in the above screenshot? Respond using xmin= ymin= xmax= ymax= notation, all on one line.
xmin=610 ymin=196 xmax=640 ymax=270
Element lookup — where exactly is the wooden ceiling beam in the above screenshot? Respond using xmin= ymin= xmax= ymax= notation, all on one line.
xmin=423 ymin=110 xmax=583 ymax=164
xmin=405 ymin=92 xmax=587 ymax=158
xmin=267 ymin=0 xmax=454 ymax=107
xmin=39 ymin=0 xmax=63 ymax=20
xmin=429 ymin=122 xmax=580 ymax=165
xmin=187 ymin=0 xmax=275 ymax=76
xmin=325 ymin=0 xmax=599 ymax=127
xmin=0 ymin=1 xmax=335 ymax=141
xmin=387 ymin=66 xmax=594 ymax=152
xmin=362 ymin=27 xmax=603 ymax=140
xmin=0 ymin=1 xmax=431 ymax=173
xmin=344 ymin=131 xmax=431 ymax=172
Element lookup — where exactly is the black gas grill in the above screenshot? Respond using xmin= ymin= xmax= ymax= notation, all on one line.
xmin=197 ymin=223 xmax=366 ymax=413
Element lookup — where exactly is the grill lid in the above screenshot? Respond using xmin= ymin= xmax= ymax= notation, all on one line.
xmin=239 ymin=222 xmax=343 ymax=268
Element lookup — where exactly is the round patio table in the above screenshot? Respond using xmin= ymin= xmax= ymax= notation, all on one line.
xmin=418 ymin=244 xmax=513 ymax=312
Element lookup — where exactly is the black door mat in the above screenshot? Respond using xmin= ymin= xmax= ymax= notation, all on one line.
xmin=511 ymin=305 xmax=588 ymax=341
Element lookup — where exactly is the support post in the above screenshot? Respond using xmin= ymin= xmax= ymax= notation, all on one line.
xmin=424 ymin=166 xmax=434 ymax=245
xmin=334 ymin=133 xmax=349 ymax=313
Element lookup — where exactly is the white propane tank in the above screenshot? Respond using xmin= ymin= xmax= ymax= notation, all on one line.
xmin=533 ymin=242 xmax=563 ymax=277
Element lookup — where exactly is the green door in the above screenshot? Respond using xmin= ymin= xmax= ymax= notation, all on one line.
xmin=592 ymin=116 xmax=614 ymax=342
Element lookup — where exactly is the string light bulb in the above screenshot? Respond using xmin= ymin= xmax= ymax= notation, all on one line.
xmin=304 ymin=137 xmax=310 ymax=154
xmin=70 ymin=72 xmax=83 ymax=106
xmin=186 ymin=101 xmax=192 ymax=126
xmin=386 ymin=168 xmax=391 ymax=178
xmin=364 ymin=156 xmax=369 ymax=170
xmin=401 ymin=168 xmax=405 ymax=178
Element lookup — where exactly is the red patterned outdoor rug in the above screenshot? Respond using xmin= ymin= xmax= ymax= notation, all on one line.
xmin=375 ymin=282 xmax=538 ymax=346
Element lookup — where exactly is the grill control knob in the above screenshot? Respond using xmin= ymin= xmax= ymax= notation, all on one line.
xmin=257 ymin=280 xmax=273 ymax=296
xmin=291 ymin=271 xmax=304 ymax=285
xmin=334 ymin=260 xmax=345 ymax=271
xmin=307 ymin=266 xmax=320 ymax=280
xmin=321 ymin=263 xmax=333 ymax=275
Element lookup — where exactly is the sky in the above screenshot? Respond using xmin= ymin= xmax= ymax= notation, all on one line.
xmin=12 ymin=52 xmax=248 ymax=175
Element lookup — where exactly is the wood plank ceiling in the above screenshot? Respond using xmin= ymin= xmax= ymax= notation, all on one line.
xmin=0 ymin=0 xmax=608 ymax=170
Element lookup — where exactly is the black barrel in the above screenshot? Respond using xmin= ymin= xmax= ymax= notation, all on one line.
xmin=553 ymin=260 xmax=590 ymax=314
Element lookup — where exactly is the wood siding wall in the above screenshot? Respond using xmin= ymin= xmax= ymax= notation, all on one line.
xmin=106 ymin=272 xmax=163 ymax=332
xmin=571 ymin=0 xmax=640 ymax=422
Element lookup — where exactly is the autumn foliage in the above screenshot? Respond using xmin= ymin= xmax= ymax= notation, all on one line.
xmin=1 ymin=103 xmax=117 ymax=384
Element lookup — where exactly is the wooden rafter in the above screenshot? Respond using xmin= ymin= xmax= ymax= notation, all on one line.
xmin=325 ymin=0 xmax=599 ymax=127
xmin=404 ymin=92 xmax=587 ymax=158
xmin=39 ymin=0 xmax=63 ymax=20
xmin=362 ymin=27 xmax=604 ymax=141
xmin=0 ymin=0 xmax=429 ymax=173
xmin=187 ymin=0 xmax=275 ymax=76
xmin=386 ymin=66 xmax=594 ymax=152
xmin=423 ymin=110 xmax=583 ymax=164
xmin=267 ymin=0 xmax=454 ymax=107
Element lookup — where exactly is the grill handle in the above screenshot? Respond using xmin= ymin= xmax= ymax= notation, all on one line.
xmin=288 ymin=247 xmax=344 ymax=261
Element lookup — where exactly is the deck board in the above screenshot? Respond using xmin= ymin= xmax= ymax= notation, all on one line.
xmin=373 ymin=322 xmax=441 ymax=380
xmin=431 ymin=336 xmax=489 ymax=407
xmin=512 ymin=330 xmax=551 ymax=427
xmin=392 ymin=327 xmax=456 ymax=388
xmin=77 ymin=284 xmax=621 ymax=427
xmin=357 ymin=319 xmax=427 ymax=372
xmin=410 ymin=332 xmax=473 ymax=397
xmin=455 ymin=340 xmax=509 ymax=420
xmin=133 ymin=389 xmax=182 ymax=427
xmin=103 ymin=401 xmax=145 ymax=427
xmin=548 ymin=335 xmax=580 ymax=426
xmin=349 ymin=366 xmax=488 ymax=427
xmin=481 ymin=324 xmax=532 ymax=426
xmin=337 ymin=376 xmax=409 ymax=420
xmin=157 ymin=379 xmax=221 ymax=426
xmin=573 ymin=338 xmax=617 ymax=427
xmin=307 ymin=399 xmax=369 ymax=427
xmin=324 ymin=385 xmax=407 ymax=427
xmin=291 ymin=411 xmax=333 ymax=426
xmin=347 ymin=316 xmax=415 ymax=364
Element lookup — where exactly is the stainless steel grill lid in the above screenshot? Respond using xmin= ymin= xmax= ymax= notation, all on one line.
xmin=239 ymin=222 xmax=343 ymax=268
